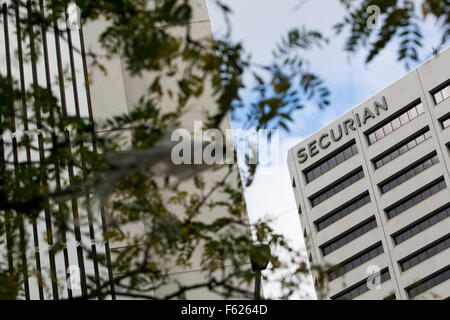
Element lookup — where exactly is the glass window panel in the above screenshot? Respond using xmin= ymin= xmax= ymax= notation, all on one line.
xmin=438 ymin=210 xmax=447 ymax=220
xmin=387 ymin=180 xmax=396 ymax=190
xmin=375 ymin=128 xmax=384 ymax=141
xmin=397 ymin=174 xmax=407 ymax=184
xmin=410 ymin=256 xmax=419 ymax=266
xmin=391 ymin=117 xmax=401 ymax=130
xmin=429 ymin=215 xmax=439 ymax=225
xmin=431 ymin=156 xmax=439 ymax=164
xmin=351 ymin=144 xmax=358 ymax=155
xmin=391 ymin=149 xmax=400 ymax=160
xmin=422 ymin=188 xmax=431 ymax=199
xmin=416 ymin=103 xmax=424 ymax=114
xmin=407 ymin=140 xmax=416 ymax=149
xmin=420 ymin=220 xmax=430 ymax=230
xmin=430 ymin=183 xmax=440 ymax=194
xmin=368 ymin=133 xmax=376 ymax=145
xmin=375 ymin=159 xmax=382 ymax=169
xmin=321 ymin=161 xmax=329 ymax=173
xmin=412 ymin=225 xmax=421 ymax=235
xmin=405 ymin=169 xmax=415 ymax=180
xmin=415 ymin=134 xmax=425 ymax=145
xmin=403 ymin=260 xmax=411 ymax=270
xmin=408 ymin=107 xmax=418 ymax=120
xmin=423 ymin=159 xmax=432 ymax=169
xmin=442 ymin=86 xmax=450 ymax=99
xmin=380 ymin=156 xmax=389 ymax=166
xmin=434 ymin=91 xmax=444 ymax=104
xmin=344 ymin=147 xmax=353 ymax=160
xmin=328 ymin=156 xmax=337 ymax=169
xmin=336 ymin=152 xmax=345 ymax=165
xmin=383 ymin=122 xmax=393 ymax=135
xmin=400 ymin=112 xmax=410 ymax=125
xmin=414 ymin=164 xmax=424 ymax=175
xmin=398 ymin=144 xmax=408 ymax=155
xmin=424 ymin=131 xmax=432 ymax=139
xmin=313 ymin=166 xmax=322 ymax=179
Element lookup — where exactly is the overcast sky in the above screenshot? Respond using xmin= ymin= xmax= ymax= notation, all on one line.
xmin=205 ymin=0 xmax=445 ymax=299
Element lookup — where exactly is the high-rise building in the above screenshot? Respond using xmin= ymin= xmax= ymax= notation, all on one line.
xmin=287 ymin=47 xmax=450 ymax=300
xmin=0 ymin=0 xmax=250 ymax=299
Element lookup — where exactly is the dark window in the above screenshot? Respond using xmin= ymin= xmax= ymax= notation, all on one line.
xmin=432 ymin=82 xmax=450 ymax=105
xmin=303 ymin=141 xmax=358 ymax=183
xmin=407 ymin=266 xmax=450 ymax=298
xmin=315 ymin=192 xmax=371 ymax=231
xmin=328 ymin=242 xmax=384 ymax=281
xmin=310 ymin=168 xmax=365 ymax=207
xmin=372 ymin=129 xmax=432 ymax=170
xmin=392 ymin=203 xmax=450 ymax=245
xmin=385 ymin=177 xmax=447 ymax=219
xmin=366 ymin=100 xmax=425 ymax=145
xmin=399 ymin=235 xmax=450 ymax=272
xmin=321 ymin=217 xmax=377 ymax=256
xmin=439 ymin=113 xmax=450 ymax=129
xmin=379 ymin=153 xmax=439 ymax=194
xmin=331 ymin=268 xmax=390 ymax=300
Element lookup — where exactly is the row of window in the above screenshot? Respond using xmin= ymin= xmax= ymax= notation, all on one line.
xmin=385 ymin=178 xmax=447 ymax=220
xmin=321 ymin=217 xmax=377 ymax=256
xmin=331 ymin=268 xmax=390 ymax=300
xmin=310 ymin=168 xmax=365 ymax=207
xmin=373 ymin=129 xmax=432 ymax=170
xmin=328 ymin=242 xmax=384 ymax=281
xmin=315 ymin=192 xmax=371 ymax=231
xmin=304 ymin=142 xmax=358 ymax=183
xmin=432 ymin=82 xmax=450 ymax=104
xmin=399 ymin=234 xmax=450 ymax=272
xmin=440 ymin=114 xmax=450 ymax=129
xmin=407 ymin=266 xmax=450 ymax=299
xmin=367 ymin=101 xmax=424 ymax=146
xmin=393 ymin=203 xmax=450 ymax=245
xmin=379 ymin=153 xmax=439 ymax=194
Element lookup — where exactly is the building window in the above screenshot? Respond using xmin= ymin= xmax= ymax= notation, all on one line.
xmin=432 ymin=81 xmax=450 ymax=104
xmin=379 ymin=153 xmax=439 ymax=194
xmin=392 ymin=203 xmax=450 ymax=245
xmin=315 ymin=192 xmax=371 ymax=231
xmin=407 ymin=266 xmax=450 ymax=299
xmin=439 ymin=113 xmax=450 ymax=129
xmin=366 ymin=100 xmax=425 ymax=146
xmin=373 ymin=129 xmax=432 ymax=170
xmin=331 ymin=268 xmax=390 ymax=300
xmin=320 ymin=217 xmax=377 ymax=256
xmin=310 ymin=167 xmax=365 ymax=207
xmin=328 ymin=242 xmax=384 ymax=281
xmin=399 ymin=234 xmax=450 ymax=272
xmin=385 ymin=177 xmax=447 ymax=220
xmin=383 ymin=293 xmax=397 ymax=300
xmin=304 ymin=141 xmax=358 ymax=183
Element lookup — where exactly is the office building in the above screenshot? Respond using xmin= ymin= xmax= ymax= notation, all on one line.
xmin=287 ymin=47 xmax=450 ymax=300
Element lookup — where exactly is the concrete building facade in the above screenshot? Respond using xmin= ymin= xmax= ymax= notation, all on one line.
xmin=0 ymin=0 xmax=251 ymax=299
xmin=288 ymin=48 xmax=450 ymax=300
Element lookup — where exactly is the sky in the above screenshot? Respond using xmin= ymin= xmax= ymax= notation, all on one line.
xmin=205 ymin=0 xmax=445 ymax=299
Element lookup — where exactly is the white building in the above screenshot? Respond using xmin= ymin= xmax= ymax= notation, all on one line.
xmin=287 ymin=47 xmax=450 ymax=300
xmin=0 ymin=0 xmax=251 ymax=299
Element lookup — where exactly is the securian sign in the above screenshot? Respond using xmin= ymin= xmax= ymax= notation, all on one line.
xmin=297 ymin=96 xmax=388 ymax=164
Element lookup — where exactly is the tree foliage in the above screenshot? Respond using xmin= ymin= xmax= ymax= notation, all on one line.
xmin=0 ymin=0 xmax=448 ymax=300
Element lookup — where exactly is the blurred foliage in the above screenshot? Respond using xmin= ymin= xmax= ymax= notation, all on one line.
xmin=0 ymin=0 xmax=448 ymax=300
xmin=335 ymin=0 xmax=449 ymax=68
